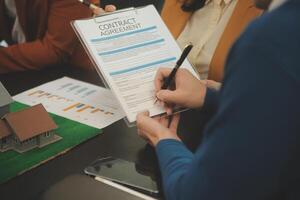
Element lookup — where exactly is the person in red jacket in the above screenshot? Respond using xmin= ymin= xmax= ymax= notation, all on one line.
xmin=0 ymin=0 xmax=114 ymax=74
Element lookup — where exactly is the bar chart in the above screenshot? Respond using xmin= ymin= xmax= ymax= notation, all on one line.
xmin=13 ymin=77 xmax=125 ymax=129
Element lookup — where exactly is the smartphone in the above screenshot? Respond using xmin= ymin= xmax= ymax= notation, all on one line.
xmin=84 ymin=157 xmax=160 ymax=197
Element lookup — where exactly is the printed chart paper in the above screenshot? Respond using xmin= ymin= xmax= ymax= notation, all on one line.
xmin=73 ymin=5 xmax=198 ymax=123
xmin=13 ymin=77 xmax=125 ymax=129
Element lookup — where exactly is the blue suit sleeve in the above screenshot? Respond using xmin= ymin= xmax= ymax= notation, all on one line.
xmin=201 ymin=87 xmax=219 ymax=114
xmin=155 ymin=19 xmax=300 ymax=200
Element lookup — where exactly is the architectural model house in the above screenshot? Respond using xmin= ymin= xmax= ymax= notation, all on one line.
xmin=0 ymin=82 xmax=13 ymax=118
xmin=0 ymin=104 xmax=61 ymax=153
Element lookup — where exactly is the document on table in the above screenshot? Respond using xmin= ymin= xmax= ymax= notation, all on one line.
xmin=13 ymin=77 xmax=125 ymax=129
xmin=72 ymin=5 xmax=198 ymax=123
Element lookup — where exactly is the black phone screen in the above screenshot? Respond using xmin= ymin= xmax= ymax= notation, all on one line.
xmin=84 ymin=157 xmax=159 ymax=197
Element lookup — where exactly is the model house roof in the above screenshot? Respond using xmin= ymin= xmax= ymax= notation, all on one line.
xmin=4 ymin=104 xmax=58 ymax=142
xmin=0 ymin=120 xmax=11 ymax=139
xmin=0 ymin=82 xmax=13 ymax=107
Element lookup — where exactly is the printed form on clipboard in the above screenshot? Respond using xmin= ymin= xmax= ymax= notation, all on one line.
xmin=72 ymin=5 xmax=199 ymax=125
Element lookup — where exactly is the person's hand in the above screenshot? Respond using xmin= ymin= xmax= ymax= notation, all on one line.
xmin=93 ymin=5 xmax=116 ymax=15
xmin=136 ymin=111 xmax=181 ymax=146
xmin=155 ymin=68 xmax=207 ymax=111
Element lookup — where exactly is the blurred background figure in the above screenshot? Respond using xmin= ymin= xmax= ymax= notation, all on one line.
xmin=161 ymin=0 xmax=262 ymax=81
xmin=0 ymin=0 xmax=100 ymax=74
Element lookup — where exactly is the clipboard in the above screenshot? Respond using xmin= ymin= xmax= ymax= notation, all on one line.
xmin=71 ymin=5 xmax=199 ymax=127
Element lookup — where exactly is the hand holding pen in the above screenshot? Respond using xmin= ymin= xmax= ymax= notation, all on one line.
xmin=154 ymin=44 xmax=207 ymax=113
xmin=136 ymin=44 xmax=201 ymax=144
xmin=154 ymin=44 xmax=193 ymax=108
xmin=154 ymin=44 xmax=193 ymax=127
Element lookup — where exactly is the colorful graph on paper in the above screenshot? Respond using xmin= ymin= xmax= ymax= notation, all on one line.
xmin=13 ymin=77 xmax=125 ymax=129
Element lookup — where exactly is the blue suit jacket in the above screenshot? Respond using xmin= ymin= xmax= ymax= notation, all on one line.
xmin=156 ymin=1 xmax=300 ymax=199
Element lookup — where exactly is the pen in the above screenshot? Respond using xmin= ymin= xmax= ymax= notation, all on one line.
xmin=154 ymin=43 xmax=193 ymax=104
xmin=161 ymin=43 xmax=193 ymax=90
xmin=78 ymin=0 xmax=98 ymax=10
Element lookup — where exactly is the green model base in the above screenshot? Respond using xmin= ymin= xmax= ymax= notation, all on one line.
xmin=0 ymin=102 xmax=102 ymax=184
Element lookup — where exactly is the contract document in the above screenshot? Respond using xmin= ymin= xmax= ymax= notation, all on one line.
xmin=72 ymin=5 xmax=198 ymax=124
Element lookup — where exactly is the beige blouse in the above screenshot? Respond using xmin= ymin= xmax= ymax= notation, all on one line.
xmin=177 ymin=0 xmax=237 ymax=79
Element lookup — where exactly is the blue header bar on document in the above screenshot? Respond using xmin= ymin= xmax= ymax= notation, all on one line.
xmin=110 ymin=57 xmax=176 ymax=76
